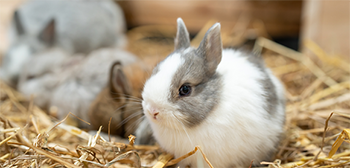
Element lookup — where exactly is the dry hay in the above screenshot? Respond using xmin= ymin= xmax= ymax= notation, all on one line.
xmin=0 ymin=21 xmax=349 ymax=168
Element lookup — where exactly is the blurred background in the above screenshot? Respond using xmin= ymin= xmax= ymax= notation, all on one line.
xmin=0 ymin=0 xmax=349 ymax=61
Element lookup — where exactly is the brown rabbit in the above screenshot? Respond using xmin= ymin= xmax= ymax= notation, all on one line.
xmin=88 ymin=56 xmax=163 ymax=143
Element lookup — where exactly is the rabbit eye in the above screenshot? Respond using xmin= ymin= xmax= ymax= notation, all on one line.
xmin=179 ymin=84 xmax=191 ymax=97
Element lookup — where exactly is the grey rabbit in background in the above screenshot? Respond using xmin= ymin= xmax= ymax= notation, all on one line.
xmin=17 ymin=48 xmax=83 ymax=109
xmin=18 ymin=48 xmax=138 ymax=127
xmin=1 ymin=0 xmax=126 ymax=86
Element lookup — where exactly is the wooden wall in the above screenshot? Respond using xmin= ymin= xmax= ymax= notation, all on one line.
xmin=301 ymin=0 xmax=349 ymax=62
xmin=118 ymin=0 xmax=302 ymax=38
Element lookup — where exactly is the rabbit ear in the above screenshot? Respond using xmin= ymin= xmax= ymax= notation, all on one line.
xmin=174 ymin=18 xmax=190 ymax=50
xmin=196 ymin=23 xmax=222 ymax=76
xmin=14 ymin=10 xmax=25 ymax=35
xmin=38 ymin=19 xmax=55 ymax=46
xmin=110 ymin=62 xmax=132 ymax=97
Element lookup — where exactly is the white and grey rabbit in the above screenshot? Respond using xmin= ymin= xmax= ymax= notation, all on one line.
xmin=1 ymin=0 xmax=126 ymax=85
xmin=140 ymin=18 xmax=286 ymax=167
xmin=18 ymin=48 xmax=137 ymax=127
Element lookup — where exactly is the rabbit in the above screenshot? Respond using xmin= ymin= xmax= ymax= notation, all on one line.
xmin=88 ymin=56 xmax=165 ymax=144
xmin=18 ymin=48 xmax=138 ymax=127
xmin=1 ymin=0 xmax=126 ymax=86
xmin=88 ymin=61 xmax=149 ymax=142
xmin=17 ymin=48 xmax=84 ymax=109
xmin=140 ymin=18 xmax=286 ymax=167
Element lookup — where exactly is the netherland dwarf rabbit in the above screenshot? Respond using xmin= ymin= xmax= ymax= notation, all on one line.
xmin=140 ymin=18 xmax=286 ymax=167
xmin=2 ymin=0 xmax=126 ymax=85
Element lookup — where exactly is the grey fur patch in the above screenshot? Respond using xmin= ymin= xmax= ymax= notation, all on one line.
xmin=168 ymin=48 xmax=222 ymax=127
xmin=244 ymin=51 xmax=279 ymax=116
xmin=196 ymin=23 xmax=222 ymax=77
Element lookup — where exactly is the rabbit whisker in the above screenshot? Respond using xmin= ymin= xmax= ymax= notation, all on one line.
xmin=116 ymin=111 xmax=143 ymax=129
xmin=113 ymin=104 xmax=129 ymax=113
xmin=120 ymin=108 xmax=143 ymax=116
xmin=119 ymin=99 xmax=142 ymax=103
xmin=113 ymin=102 xmax=141 ymax=113
xmin=113 ymin=97 xmax=142 ymax=103
xmin=110 ymin=92 xmax=143 ymax=101
xmin=125 ymin=115 xmax=145 ymax=135
xmin=124 ymin=102 xmax=142 ymax=106
xmin=172 ymin=113 xmax=194 ymax=147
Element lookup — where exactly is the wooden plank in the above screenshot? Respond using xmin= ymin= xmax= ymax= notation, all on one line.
xmin=118 ymin=1 xmax=302 ymax=37
xmin=301 ymin=0 xmax=349 ymax=62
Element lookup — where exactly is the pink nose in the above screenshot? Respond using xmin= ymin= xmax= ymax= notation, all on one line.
xmin=153 ymin=112 xmax=159 ymax=119
xmin=149 ymin=108 xmax=159 ymax=119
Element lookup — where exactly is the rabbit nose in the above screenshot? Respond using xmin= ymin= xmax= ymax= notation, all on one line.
xmin=149 ymin=108 xmax=159 ymax=120
xmin=153 ymin=112 xmax=159 ymax=119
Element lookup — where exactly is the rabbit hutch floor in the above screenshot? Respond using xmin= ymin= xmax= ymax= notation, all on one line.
xmin=1 ymin=19 xmax=350 ymax=167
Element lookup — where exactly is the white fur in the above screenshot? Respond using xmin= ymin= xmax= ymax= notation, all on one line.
xmin=142 ymin=49 xmax=285 ymax=167
xmin=183 ymin=47 xmax=192 ymax=54
xmin=7 ymin=44 xmax=31 ymax=73
xmin=142 ymin=53 xmax=184 ymax=117
xmin=1 ymin=44 xmax=31 ymax=83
